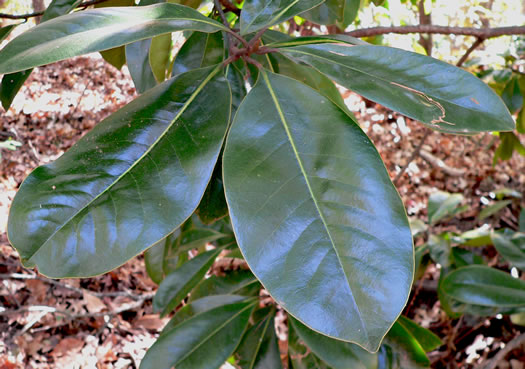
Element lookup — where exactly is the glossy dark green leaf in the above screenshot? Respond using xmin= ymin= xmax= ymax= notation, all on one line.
xmin=395 ymin=316 xmax=441 ymax=353
xmin=0 ymin=3 xmax=226 ymax=75
xmin=520 ymin=209 xmax=525 ymax=232
xmin=150 ymin=33 xmax=172 ymax=82
xmin=197 ymin=158 xmax=229 ymax=225
xmin=223 ymin=70 xmax=413 ymax=351
xmin=414 ymin=244 xmax=430 ymax=280
xmin=0 ymin=69 xmax=32 ymax=110
xmin=427 ymin=191 xmax=465 ymax=225
xmin=153 ymin=248 xmax=222 ymax=316
xmin=190 ymin=270 xmax=260 ymax=301
xmin=291 ymin=318 xmax=378 ymax=369
xmin=41 ymin=0 xmax=81 ymax=22
xmin=492 ymin=231 xmax=525 ymax=271
xmin=303 ymin=0 xmax=360 ymax=28
xmin=7 ymin=66 xmax=231 ymax=278
xmin=281 ymin=44 xmax=515 ymax=133
xmin=162 ymin=294 xmax=249 ymax=333
xmin=385 ymin=320 xmax=430 ymax=366
xmin=126 ymin=39 xmax=158 ymax=93
xmin=140 ymin=298 xmax=256 ymax=369
xmin=236 ymin=314 xmax=283 ymax=369
xmin=441 ymin=265 xmax=525 ymax=307
xmin=171 ymin=31 xmax=224 ymax=77
xmin=95 ymin=0 xmax=135 ymax=70
xmin=240 ymin=0 xmax=324 ymax=35
xmin=144 ymin=238 xmax=166 ymax=284
xmin=269 ymin=52 xmax=351 ymax=115
xmin=478 ymin=200 xmax=512 ymax=220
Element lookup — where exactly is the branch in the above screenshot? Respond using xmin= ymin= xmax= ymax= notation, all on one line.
xmin=346 ymin=25 xmax=525 ymax=39
xmin=0 ymin=0 xmax=111 ymax=20
xmin=482 ymin=332 xmax=525 ymax=369
xmin=456 ymin=37 xmax=485 ymax=67
xmin=393 ymin=129 xmax=431 ymax=186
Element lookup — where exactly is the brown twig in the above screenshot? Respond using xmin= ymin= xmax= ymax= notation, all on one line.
xmin=482 ymin=332 xmax=525 ymax=369
xmin=219 ymin=0 xmax=240 ymax=15
xmin=346 ymin=25 xmax=525 ymax=39
xmin=0 ymin=0 xmax=111 ymax=20
xmin=456 ymin=37 xmax=485 ymax=67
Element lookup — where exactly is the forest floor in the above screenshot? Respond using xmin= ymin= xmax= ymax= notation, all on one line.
xmin=0 ymin=54 xmax=524 ymax=369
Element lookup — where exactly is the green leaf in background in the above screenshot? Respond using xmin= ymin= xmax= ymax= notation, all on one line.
xmin=171 ymin=31 xmax=224 ymax=77
xmin=223 ymin=70 xmax=413 ymax=351
xmin=427 ymin=191 xmax=465 ymax=225
xmin=236 ymin=314 xmax=283 ymax=369
xmin=501 ymin=75 xmax=523 ymax=114
xmin=492 ymin=187 xmax=522 ymax=200
xmin=291 ymin=318 xmax=378 ymax=369
xmin=144 ymin=236 xmax=169 ymax=284
xmin=0 ymin=3 xmax=226 ymax=75
xmin=492 ymin=230 xmax=525 ymax=271
xmin=493 ymin=132 xmax=525 ymax=163
xmin=225 ymin=62 xmax=248 ymax=116
xmin=410 ymin=218 xmax=427 ymax=237
xmin=240 ymin=0 xmax=324 ymax=35
xmin=451 ymin=248 xmax=484 ymax=268
xmin=0 ymin=69 xmax=32 ymax=110
xmin=140 ymin=298 xmax=256 ymax=369
xmin=288 ymin=321 xmax=333 ymax=369
xmin=457 ymin=227 xmax=492 ymax=247
xmin=0 ymin=0 xmax=80 ymax=110
xmin=303 ymin=0 xmax=361 ymax=29
xmin=41 ymin=0 xmax=81 ymax=22
xmin=263 ymin=29 xmax=366 ymax=47
xmin=7 ymin=66 xmax=231 ymax=278
xmin=427 ymin=234 xmax=453 ymax=268
xmin=197 ymin=161 xmax=229 ymax=225
xmin=280 ymin=44 xmax=515 ymax=133
xmin=126 ymin=39 xmax=158 ymax=93
xmin=0 ymin=24 xmax=17 ymax=43
xmin=520 ymin=208 xmax=525 ymax=232
xmin=190 ymin=269 xmax=260 ymax=302
xmin=441 ymin=265 xmax=525 ymax=308
xmin=94 ymin=0 xmax=135 ymax=70
xmin=478 ymin=200 xmax=512 ymax=220
xmin=153 ymin=248 xmax=222 ymax=316
xmin=395 ymin=316 xmax=442 ymax=353
xmin=150 ymin=33 xmax=172 ymax=82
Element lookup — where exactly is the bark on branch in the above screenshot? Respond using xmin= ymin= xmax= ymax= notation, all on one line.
xmin=346 ymin=25 xmax=525 ymax=39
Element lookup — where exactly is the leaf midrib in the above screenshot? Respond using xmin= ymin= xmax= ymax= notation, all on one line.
xmin=261 ymin=70 xmax=369 ymax=342
xmin=32 ymin=65 xmax=222 ymax=260
xmin=282 ymin=47 xmax=500 ymax=122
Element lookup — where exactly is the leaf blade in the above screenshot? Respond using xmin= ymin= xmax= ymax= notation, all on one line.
xmin=281 ymin=44 xmax=515 ymax=133
xmin=0 ymin=3 xmax=226 ymax=75
xmin=8 ymin=65 xmax=231 ymax=278
xmin=223 ymin=70 xmax=413 ymax=351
